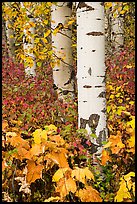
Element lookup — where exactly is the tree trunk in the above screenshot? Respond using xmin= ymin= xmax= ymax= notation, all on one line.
xmin=77 ymin=2 xmax=107 ymax=152
xmin=21 ymin=2 xmax=36 ymax=77
xmin=111 ymin=2 xmax=124 ymax=51
xmin=4 ymin=3 xmax=16 ymax=61
xmin=51 ymin=2 xmax=74 ymax=101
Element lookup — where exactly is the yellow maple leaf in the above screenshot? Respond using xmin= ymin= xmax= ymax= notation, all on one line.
xmin=52 ymin=168 xmax=71 ymax=182
xmin=32 ymin=129 xmax=47 ymax=144
xmin=72 ymin=167 xmax=94 ymax=184
xmin=115 ymin=172 xmax=135 ymax=202
xmin=44 ymin=124 xmax=57 ymax=134
xmin=32 ymin=129 xmax=42 ymax=144
xmin=56 ymin=177 xmax=77 ymax=198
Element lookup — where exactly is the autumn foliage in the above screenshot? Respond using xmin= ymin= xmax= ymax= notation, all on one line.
xmin=2 ymin=2 xmax=135 ymax=202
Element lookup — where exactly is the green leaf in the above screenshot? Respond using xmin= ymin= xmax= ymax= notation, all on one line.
xmin=90 ymin=133 xmax=97 ymax=139
xmin=37 ymin=61 xmax=42 ymax=67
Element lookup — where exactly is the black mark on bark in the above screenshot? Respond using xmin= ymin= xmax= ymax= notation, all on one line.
xmin=97 ymin=128 xmax=107 ymax=146
xmin=100 ymin=2 xmax=104 ymax=6
xmin=96 ymin=18 xmax=101 ymax=20
xmin=83 ymin=101 xmax=87 ymax=103
xmin=77 ymin=2 xmax=95 ymax=11
xmin=81 ymin=47 xmax=83 ymax=49
xmin=64 ymin=70 xmax=75 ymax=86
xmin=92 ymin=50 xmax=96 ymax=52
xmin=88 ymin=114 xmax=100 ymax=129
xmin=97 ymin=75 xmax=104 ymax=77
xmin=86 ymin=31 xmax=104 ymax=36
xmin=101 ymin=108 xmax=106 ymax=113
xmin=80 ymin=118 xmax=88 ymax=129
xmin=83 ymin=85 xmax=92 ymax=88
xmin=98 ymin=91 xmax=106 ymax=98
xmin=95 ymin=86 xmax=103 ymax=88
xmin=88 ymin=67 xmax=92 ymax=76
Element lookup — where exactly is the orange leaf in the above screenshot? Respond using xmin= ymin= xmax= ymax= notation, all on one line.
xmin=101 ymin=150 xmax=111 ymax=165
xmin=46 ymin=148 xmax=69 ymax=168
xmin=2 ymin=120 xmax=9 ymax=132
xmin=11 ymin=146 xmax=31 ymax=161
xmin=104 ymin=135 xmax=125 ymax=154
xmin=56 ymin=177 xmax=77 ymax=198
xmin=26 ymin=160 xmax=43 ymax=184
xmin=48 ymin=135 xmax=65 ymax=146
xmin=76 ymin=185 xmax=102 ymax=202
xmin=6 ymin=132 xmax=30 ymax=150
xmin=29 ymin=143 xmax=44 ymax=157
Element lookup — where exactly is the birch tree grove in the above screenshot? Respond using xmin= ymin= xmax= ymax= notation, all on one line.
xmin=77 ymin=2 xmax=107 ymax=149
xmin=51 ymin=2 xmax=74 ymax=100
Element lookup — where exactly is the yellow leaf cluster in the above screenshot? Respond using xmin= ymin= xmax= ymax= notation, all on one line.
xmin=52 ymin=168 xmax=70 ymax=182
xmin=115 ymin=172 xmax=135 ymax=202
xmin=32 ymin=128 xmax=47 ymax=144
xmin=71 ymin=167 xmax=94 ymax=184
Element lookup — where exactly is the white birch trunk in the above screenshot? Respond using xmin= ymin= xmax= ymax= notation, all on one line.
xmin=5 ymin=3 xmax=16 ymax=61
xmin=51 ymin=2 xmax=74 ymax=100
xmin=21 ymin=2 xmax=36 ymax=77
xmin=77 ymin=2 xmax=107 ymax=150
xmin=111 ymin=2 xmax=124 ymax=50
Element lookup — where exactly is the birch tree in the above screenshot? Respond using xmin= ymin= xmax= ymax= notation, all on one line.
xmin=111 ymin=2 xmax=124 ymax=51
xmin=21 ymin=2 xmax=36 ymax=77
xmin=4 ymin=2 xmax=16 ymax=61
xmin=51 ymin=2 xmax=74 ymax=100
xmin=77 ymin=2 xmax=107 ymax=151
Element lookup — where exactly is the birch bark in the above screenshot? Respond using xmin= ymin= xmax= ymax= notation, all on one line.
xmin=77 ymin=2 xmax=107 ymax=150
xmin=111 ymin=2 xmax=124 ymax=51
xmin=4 ymin=2 xmax=16 ymax=61
xmin=21 ymin=2 xmax=36 ymax=77
xmin=51 ymin=2 xmax=74 ymax=100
